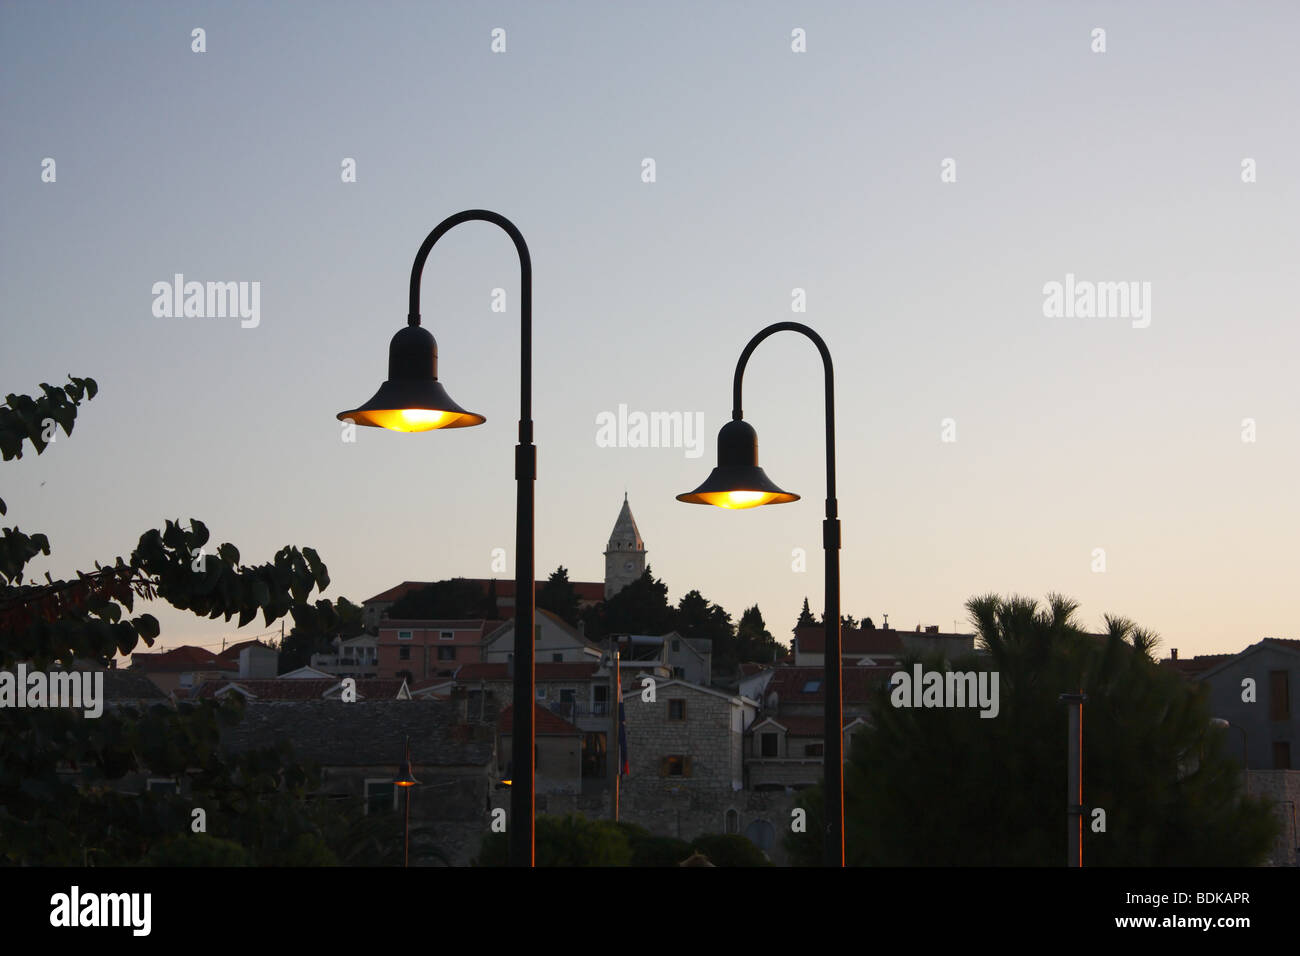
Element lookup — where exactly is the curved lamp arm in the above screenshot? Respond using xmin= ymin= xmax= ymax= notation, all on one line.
xmin=731 ymin=321 xmax=836 ymax=508
xmin=407 ymin=209 xmax=533 ymax=432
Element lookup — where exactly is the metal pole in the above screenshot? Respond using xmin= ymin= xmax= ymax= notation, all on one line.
xmin=611 ymin=645 xmax=621 ymax=821
xmin=1060 ymin=692 xmax=1086 ymax=867
xmin=732 ymin=321 xmax=842 ymax=866
xmin=407 ymin=210 xmax=535 ymax=867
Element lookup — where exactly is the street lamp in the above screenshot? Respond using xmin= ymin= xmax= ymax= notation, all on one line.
xmin=337 ymin=209 xmax=537 ymax=867
xmin=677 ymin=321 xmax=844 ymax=866
xmin=396 ymin=736 xmax=419 ymax=867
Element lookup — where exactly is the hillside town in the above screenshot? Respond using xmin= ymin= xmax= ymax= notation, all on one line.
xmin=103 ymin=496 xmax=1300 ymax=867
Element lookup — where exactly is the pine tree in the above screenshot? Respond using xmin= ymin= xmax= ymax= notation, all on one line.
xmin=795 ymin=597 xmax=818 ymax=632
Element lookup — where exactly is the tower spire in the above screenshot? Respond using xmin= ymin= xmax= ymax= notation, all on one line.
xmin=604 ymin=492 xmax=646 ymax=598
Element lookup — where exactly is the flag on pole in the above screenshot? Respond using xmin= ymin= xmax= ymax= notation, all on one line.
xmin=616 ymin=648 xmax=629 ymax=776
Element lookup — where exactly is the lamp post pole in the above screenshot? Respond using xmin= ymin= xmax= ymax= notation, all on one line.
xmin=730 ymin=322 xmax=843 ymax=867
xmin=405 ymin=211 xmax=536 ymax=868
xmin=1060 ymin=692 xmax=1086 ymax=867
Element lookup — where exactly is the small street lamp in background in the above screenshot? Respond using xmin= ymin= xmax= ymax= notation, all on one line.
xmin=396 ymin=735 xmax=419 ymax=867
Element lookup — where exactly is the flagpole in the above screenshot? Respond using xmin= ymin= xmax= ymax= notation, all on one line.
xmin=613 ymin=644 xmax=621 ymax=822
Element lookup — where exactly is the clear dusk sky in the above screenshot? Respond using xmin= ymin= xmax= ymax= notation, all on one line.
xmin=2 ymin=1 xmax=1297 ymax=658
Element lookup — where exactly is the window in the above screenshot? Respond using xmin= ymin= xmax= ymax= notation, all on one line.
xmin=440 ymin=630 xmax=454 ymax=641
xmin=1274 ymin=741 xmax=1292 ymax=770
xmin=725 ymin=809 xmax=739 ymax=834
xmin=398 ymin=631 xmax=412 ymax=641
xmin=672 ymin=666 xmax=685 ymax=679
xmin=802 ymin=680 xmax=821 ymax=693
xmin=365 ymin=779 xmax=395 ymax=815
xmin=761 ymin=733 xmax=779 ymax=757
xmin=537 ymin=687 xmax=547 ymax=701
xmin=1268 ymin=670 xmax=1291 ymax=721
xmin=399 ymin=647 xmax=411 ymax=661
xmin=559 ymin=689 xmax=576 ymax=704
xmin=535 ymin=624 xmax=542 ymax=642
xmin=593 ymin=685 xmax=609 ymax=716
xmin=661 ymin=755 xmax=691 ymax=777
xmin=146 ymin=778 xmax=178 ymax=795
xmin=804 ymin=743 xmax=824 ymax=757
xmin=672 ymin=639 xmax=681 ymax=652
xmin=552 ymin=653 xmax=563 ymax=663
xmin=668 ymin=699 xmax=687 ymax=721
xmin=437 ymin=646 xmax=456 ymax=661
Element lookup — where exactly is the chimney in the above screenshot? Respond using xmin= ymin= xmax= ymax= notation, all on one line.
xmin=926 ymin=625 xmax=939 ymax=634
xmin=883 ymin=613 xmax=889 ymax=630
xmin=1171 ymin=648 xmax=1178 ymax=661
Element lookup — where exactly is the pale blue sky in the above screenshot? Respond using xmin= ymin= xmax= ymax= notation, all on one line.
xmin=3 ymin=1 xmax=1297 ymax=658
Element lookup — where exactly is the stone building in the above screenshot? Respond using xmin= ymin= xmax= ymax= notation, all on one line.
xmin=220 ymin=699 xmax=497 ymax=866
xmin=619 ymin=678 xmax=756 ymax=791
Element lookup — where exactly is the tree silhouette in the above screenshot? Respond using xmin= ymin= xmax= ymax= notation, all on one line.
xmin=787 ymin=593 xmax=1279 ymax=866
xmin=538 ymin=565 xmax=580 ymax=626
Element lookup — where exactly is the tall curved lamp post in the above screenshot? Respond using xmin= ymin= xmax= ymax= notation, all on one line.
xmin=677 ymin=321 xmax=843 ymax=866
xmin=337 ymin=209 xmax=536 ymax=867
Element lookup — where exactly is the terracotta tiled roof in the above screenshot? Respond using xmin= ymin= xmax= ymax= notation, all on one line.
xmin=793 ymin=626 xmax=906 ymax=657
xmin=380 ymin=619 xmax=490 ymax=629
xmin=764 ymin=666 xmax=894 ymax=704
xmin=454 ymin=661 xmax=600 ymax=682
xmin=1264 ymin=638 xmax=1300 ymax=651
xmin=214 ymin=639 xmax=272 ymax=664
xmin=130 ymin=645 xmax=237 ymax=673
xmin=750 ymin=715 xmax=858 ymax=737
xmin=498 ymin=703 xmax=582 ymax=736
xmin=364 ymin=579 xmax=605 ymax=608
xmin=1160 ymin=654 xmax=1233 ymax=678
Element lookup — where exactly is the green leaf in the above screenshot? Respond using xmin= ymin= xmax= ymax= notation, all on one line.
xmin=134 ymin=614 xmax=160 ymax=641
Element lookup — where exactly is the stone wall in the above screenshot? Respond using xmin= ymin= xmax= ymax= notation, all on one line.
xmin=623 ymin=684 xmax=736 ymax=786
xmin=1245 ymin=769 xmax=1300 ymax=866
xmin=488 ymin=782 xmax=803 ymax=865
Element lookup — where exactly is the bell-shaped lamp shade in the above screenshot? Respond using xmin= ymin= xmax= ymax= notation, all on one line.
xmin=396 ymin=737 xmax=419 ymax=787
xmin=396 ymin=760 xmax=419 ymax=787
xmin=337 ymin=325 xmax=485 ymax=432
xmin=676 ymin=419 xmax=800 ymax=509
